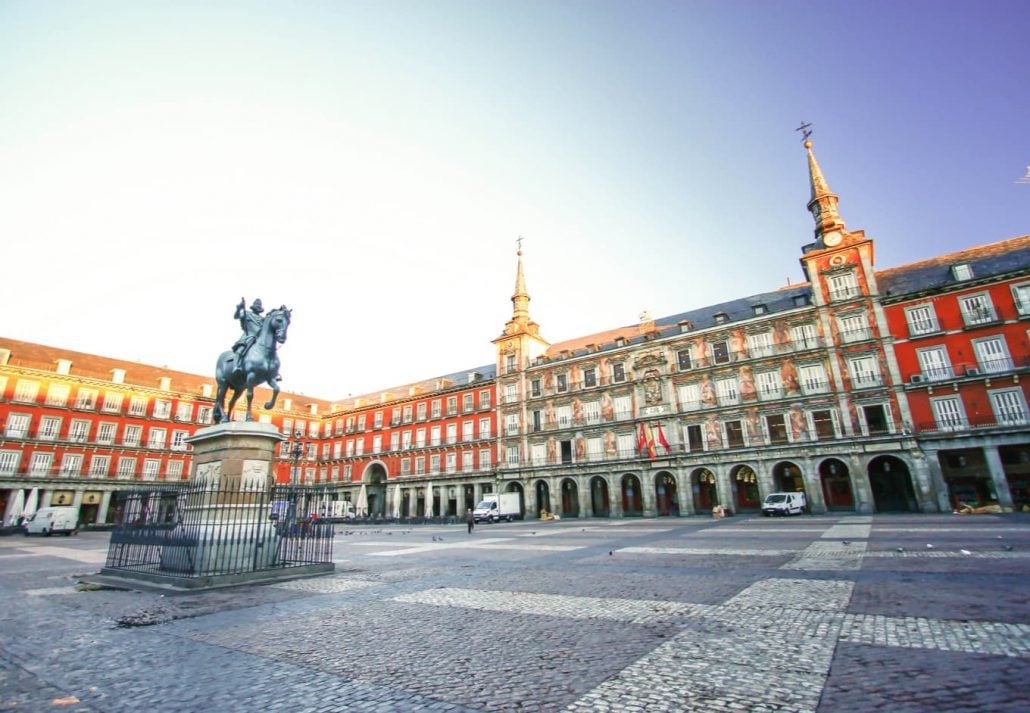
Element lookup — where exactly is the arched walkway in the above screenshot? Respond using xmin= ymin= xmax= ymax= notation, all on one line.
xmin=559 ymin=478 xmax=580 ymax=518
xmin=621 ymin=473 xmax=643 ymax=516
xmin=692 ymin=468 xmax=717 ymax=512
xmin=590 ymin=476 xmax=610 ymax=517
xmin=732 ymin=465 xmax=761 ymax=511
xmin=868 ymin=456 xmax=917 ymax=512
xmin=366 ymin=464 xmax=387 ymax=518
xmin=654 ymin=471 xmax=679 ymax=516
xmin=535 ymin=479 xmax=552 ymax=517
xmin=819 ymin=458 xmax=855 ymax=511
xmin=506 ymin=481 xmax=525 ymax=518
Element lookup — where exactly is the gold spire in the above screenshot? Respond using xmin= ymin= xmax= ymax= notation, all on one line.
xmin=511 ymin=245 xmax=530 ymax=324
xmin=804 ymin=139 xmax=847 ymax=243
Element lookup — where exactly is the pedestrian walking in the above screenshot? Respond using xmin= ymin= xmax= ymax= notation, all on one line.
xmin=466 ymin=508 xmax=475 ymax=534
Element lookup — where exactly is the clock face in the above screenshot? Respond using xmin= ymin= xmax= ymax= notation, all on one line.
xmin=823 ymin=231 xmax=842 ymax=247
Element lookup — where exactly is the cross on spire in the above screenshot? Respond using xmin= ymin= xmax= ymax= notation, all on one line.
xmin=796 ymin=121 xmax=813 ymax=142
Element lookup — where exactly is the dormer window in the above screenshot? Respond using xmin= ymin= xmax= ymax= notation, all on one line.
xmin=952 ymin=264 xmax=973 ymax=281
xmin=615 ymin=337 xmax=625 ymax=347
xmin=713 ymin=312 xmax=729 ymax=325
xmin=678 ymin=320 xmax=693 ymax=333
xmin=752 ymin=304 xmax=768 ymax=316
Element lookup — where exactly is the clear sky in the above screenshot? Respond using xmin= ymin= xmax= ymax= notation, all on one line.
xmin=1 ymin=1 xmax=1027 ymax=400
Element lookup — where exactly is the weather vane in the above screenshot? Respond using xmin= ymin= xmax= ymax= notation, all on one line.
xmin=517 ymin=234 xmax=524 ymax=251
xmin=796 ymin=121 xmax=813 ymax=142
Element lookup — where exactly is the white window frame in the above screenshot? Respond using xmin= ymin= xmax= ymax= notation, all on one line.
xmin=916 ymin=346 xmax=953 ymax=381
xmin=959 ymin=293 xmax=996 ymax=326
xmin=848 ymin=355 xmax=882 ymax=388
xmin=128 ymin=396 xmax=148 ymax=417
xmin=102 ymin=392 xmax=123 ymax=413
xmin=45 ymin=383 xmax=70 ymax=407
xmin=989 ymin=388 xmax=1027 ymax=425
xmin=931 ymin=396 xmax=967 ymax=431
xmin=38 ymin=416 xmax=62 ymax=441
xmin=905 ymin=304 xmax=940 ymax=336
xmin=972 ymin=336 xmax=1012 ymax=374
xmin=13 ymin=380 xmax=39 ymax=403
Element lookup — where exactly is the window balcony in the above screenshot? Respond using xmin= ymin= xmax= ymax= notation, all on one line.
xmin=839 ymin=327 xmax=874 ymax=343
xmin=829 ymin=286 xmax=861 ymax=302
xmin=962 ymin=308 xmax=998 ymax=327
xmin=851 ymin=373 xmax=883 ymax=388
xmin=907 ymin=318 xmax=941 ymax=337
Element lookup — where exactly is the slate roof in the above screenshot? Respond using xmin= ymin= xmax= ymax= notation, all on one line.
xmin=876 ymin=235 xmax=1030 ymax=298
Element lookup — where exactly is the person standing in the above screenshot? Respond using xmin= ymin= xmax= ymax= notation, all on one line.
xmin=466 ymin=508 xmax=475 ymax=534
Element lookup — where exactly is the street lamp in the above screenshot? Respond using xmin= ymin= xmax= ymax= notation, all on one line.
xmin=290 ymin=440 xmax=305 ymax=486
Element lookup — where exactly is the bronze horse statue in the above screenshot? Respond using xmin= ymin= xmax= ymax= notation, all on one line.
xmin=213 ymin=306 xmax=291 ymax=423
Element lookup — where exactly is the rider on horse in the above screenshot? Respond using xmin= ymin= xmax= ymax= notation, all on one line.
xmin=231 ymin=297 xmax=265 ymax=379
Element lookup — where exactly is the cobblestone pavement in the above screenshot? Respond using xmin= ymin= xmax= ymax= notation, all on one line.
xmin=0 ymin=513 xmax=1028 ymax=712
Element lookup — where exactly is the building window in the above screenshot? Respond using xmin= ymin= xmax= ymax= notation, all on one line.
xmin=462 ymin=451 xmax=474 ymax=471
xmin=403 ymin=405 xmax=413 ymax=423
xmin=445 ymin=453 xmax=457 ymax=473
xmin=756 ymin=370 xmax=782 ymax=400
xmin=355 ymin=438 xmax=365 ymax=456
xmin=905 ymin=304 xmax=940 ymax=336
xmin=505 ymin=413 xmax=519 ymax=436
xmin=479 ymin=448 xmax=492 ymax=468
xmin=124 ymin=425 xmax=142 ymax=446
xmin=45 ymin=384 xmax=70 ymax=407
xmin=117 ymin=457 xmax=136 ymax=479
xmin=678 ymin=383 xmax=701 ymax=411
xmin=479 ymin=418 xmax=491 ymax=439
xmin=400 ymin=458 xmax=411 ymax=475
xmin=583 ymin=368 xmax=597 ymax=387
xmin=791 ymin=323 xmax=818 ymax=350
xmin=89 ymin=455 xmax=110 ymax=478
xmin=960 ymin=293 xmax=996 ymax=326
xmin=39 ymin=416 xmax=61 ymax=441
xmin=828 ymin=271 xmax=860 ymax=301
xmin=793 ymin=294 xmax=810 ymax=307
xmin=171 ymin=430 xmax=188 ymax=451
xmin=556 ymin=374 xmax=568 ymax=393
xmin=685 ymin=424 xmax=704 ymax=452
xmin=989 ymin=389 xmax=1027 ymax=425
xmin=479 ymin=389 xmax=491 ymax=409
xmin=1012 ymin=283 xmax=1030 ymax=316
xmin=102 ymin=392 xmax=123 ymax=413
xmin=97 ymin=422 xmax=116 ymax=444
xmin=416 ymin=403 xmax=427 ymax=421
xmin=75 ymin=389 xmax=98 ymax=410
xmin=5 ymin=413 xmax=29 ymax=439
xmin=676 ymin=350 xmax=692 ymax=371
xmin=30 ymin=453 xmax=53 ymax=476
xmin=715 ymin=377 xmax=739 ymax=405
xmin=128 ymin=396 xmax=148 ymax=417
xmin=848 ymin=356 xmax=881 ymax=388
xmin=431 ymin=425 xmax=442 ymax=446
xmin=753 ymin=304 xmax=768 ymax=316
xmin=838 ymin=313 xmax=871 ymax=343
xmin=372 ymin=435 xmax=382 ymax=454
xmin=446 ymin=423 xmax=457 ymax=444
xmin=972 ymin=336 xmax=1012 ymax=373
xmin=811 ymin=410 xmax=837 ymax=440
xmin=952 ymin=263 xmax=973 ymax=281
xmin=747 ymin=332 xmax=773 ymax=358
xmin=69 ymin=419 xmax=90 ymax=442
xmin=463 ymin=394 xmax=474 ymax=412
xmin=13 ymin=380 xmax=39 ymax=403
xmin=446 ymin=397 xmax=457 ymax=416
xmin=765 ymin=414 xmax=788 ymax=444
xmin=861 ymin=404 xmax=892 ymax=435
xmin=725 ymin=420 xmax=745 ymax=448
xmin=931 ymin=397 xmax=967 ymax=431
xmin=799 ymin=363 xmax=829 ymax=394
xmin=356 ymin=415 xmax=366 ymax=431
xmin=150 ymin=399 xmax=170 ymax=419
xmin=59 ymin=454 xmax=83 ymax=476
xmin=506 ymin=445 xmax=520 ymax=465
xmin=711 ymin=341 xmax=730 ymax=365
xmin=167 ymin=461 xmax=184 ymax=480
xmin=148 ymin=428 xmax=167 ymax=449
xmin=390 ymin=432 xmax=400 ymax=451
xmin=713 ymin=312 xmax=729 ymax=325
xmin=416 ymin=428 xmax=426 ymax=448
xmin=530 ymin=379 xmax=541 ymax=397
xmin=431 ymin=400 xmax=442 ymax=418
xmin=373 ymin=411 xmax=383 ymax=428
xmin=917 ymin=346 xmax=953 ymax=381
xmin=0 ymin=450 xmax=21 ymax=474
xmin=505 ymin=354 xmax=517 ymax=374
xmin=176 ymin=402 xmax=193 ymax=422
xmin=197 ymin=406 xmax=213 ymax=424
xmin=611 ymin=363 xmax=626 ymax=383
xmin=462 ymin=421 xmax=474 ymax=442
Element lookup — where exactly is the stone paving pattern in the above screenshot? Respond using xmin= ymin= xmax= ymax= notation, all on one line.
xmin=0 ymin=513 xmax=1027 ymax=711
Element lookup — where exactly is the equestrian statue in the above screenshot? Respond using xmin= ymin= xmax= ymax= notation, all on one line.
xmin=214 ymin=297 xmax=292 ymax=423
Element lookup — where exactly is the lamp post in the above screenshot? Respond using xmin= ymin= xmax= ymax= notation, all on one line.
xmin=290 ymin=440 xmax=305 ymax=487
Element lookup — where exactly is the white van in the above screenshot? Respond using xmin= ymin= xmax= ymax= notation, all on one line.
xmin=761 ymin=492 xmax=807 ymax=517
xmin=24 ymin=506 xmax=79 ymax=536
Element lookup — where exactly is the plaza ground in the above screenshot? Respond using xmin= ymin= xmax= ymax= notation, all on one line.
xmin=0 ymin=513 xmax=1028 ymax=712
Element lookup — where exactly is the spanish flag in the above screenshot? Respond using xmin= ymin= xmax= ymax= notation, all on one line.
xmin=645 ymin=424 xmax=657 ymax=459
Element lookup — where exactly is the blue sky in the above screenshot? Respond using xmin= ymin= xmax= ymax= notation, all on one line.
xmin=1 ymin=1 xmax=1027 ymax=399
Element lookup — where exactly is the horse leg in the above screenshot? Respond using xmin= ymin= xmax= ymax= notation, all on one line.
xmin=226 ymin=386 xmax=243 ymax=422
xmin=214 ymin=380 xmax=230 ymax=424
xmin=245 ymin=385 xmax=255 ymax=422
xmin=263 ymin=376 xmax=280 ymax=410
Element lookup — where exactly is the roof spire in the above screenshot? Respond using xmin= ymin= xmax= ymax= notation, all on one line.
xmin=803 ymin=136 xmax=847 ymax=244
xmin=511 ymin=236 xmax=530 ymax=325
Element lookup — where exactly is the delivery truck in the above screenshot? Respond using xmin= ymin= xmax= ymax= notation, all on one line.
xmin=472 ymin=493 xmax=521 ymax=523
xmin=23 ymin=506 xmax=79 ymax=536
xmin=761 ymin=492 xmax=807 ymax=516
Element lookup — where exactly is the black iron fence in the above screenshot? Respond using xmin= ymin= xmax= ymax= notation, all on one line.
xmin=103 ymin=483 xmax=334 ymax=580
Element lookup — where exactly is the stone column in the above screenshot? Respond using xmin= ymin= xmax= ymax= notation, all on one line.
xmin=908 ymin=450 xmax=943 ymax=513
xmin=97 ymin=491 xmax=112 ymax=524
xmin=847 ymin=454 xmax=874 ymax=514
xmin=799 ymin=458 xmax=827 ymax=514
xmin=677 ymin=470 xmax=694 ymax=516
xmin=984 ymin=446 xmax=1015 ymax=510
xmin=641 ymin=471 xmax=657 ymax=516
xmin=714 ymin=467 xmax=734 ymax=514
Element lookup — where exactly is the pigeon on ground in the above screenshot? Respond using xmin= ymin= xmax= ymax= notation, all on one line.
xmin=896 ymin=546 xmax=905 ymax=553
xmin=609 ymin=550 xmax=613 ymax=556
xmin=842 ymin=540 xmax=851 ymax=545
xmin=926 ymin=544 xmax=934 ymax=549
xmin=960 ymin=549 xmax=972 ymax=556
xmin=1004 ymin=544 xmax=1013 ymax=551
